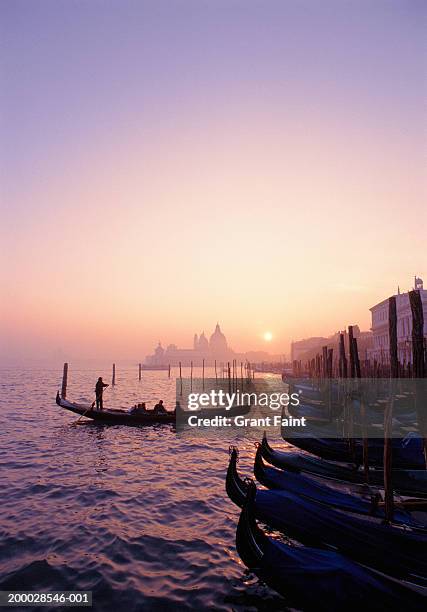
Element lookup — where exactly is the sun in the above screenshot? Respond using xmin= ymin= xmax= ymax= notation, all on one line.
xmin=263 ymin=331 xmax=273 ymax=342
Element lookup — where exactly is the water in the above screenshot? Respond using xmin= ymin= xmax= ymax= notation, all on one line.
xmin=0 ymin=365 xmax=288 ymax=611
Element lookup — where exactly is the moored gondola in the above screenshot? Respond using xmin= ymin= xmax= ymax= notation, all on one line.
xmin=227 ymin=448 xmax=427 ymax=583
xmin=261 ymin=434 xmax=427 ymax=498
xmin=282 ymin=431 xmax=425 ymax=469
xmin=236 ymin=482 xmax=427 ymax=612
xmin=227 ymin=446 xmax=425 ymax=525
xmin=253 ymin=445 xmax=426 ymax=525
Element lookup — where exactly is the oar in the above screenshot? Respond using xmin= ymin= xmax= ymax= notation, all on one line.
xmin=72 ymin=405 xmax=94 ymax=427
xmin=73 ymin=388 xmax=108 ymax=426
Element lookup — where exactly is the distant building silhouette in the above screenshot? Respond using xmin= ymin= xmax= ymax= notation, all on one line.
xmin=144 ymin=323 xmax=277 ymax=366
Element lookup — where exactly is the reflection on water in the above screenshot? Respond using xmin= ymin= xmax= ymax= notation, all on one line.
xmin=0 ymin=366 xmax=288 ymax=611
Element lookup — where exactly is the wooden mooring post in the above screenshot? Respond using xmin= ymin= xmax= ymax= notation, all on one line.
xmin=409 ymin=289 xmax=427 ymax=467
xmin=202 ymin=358 xmax=205 ymax=391
xmin=353 ymin=337 xmax=368 ymax=482
xmin=179 ymin=362 xmax=182 ymax=396
xmin=339 ymin=333 xmax=348 ymax=378
xmin=348 ymin=326 xmax=355 ymax=378
xmin=168 ymin=364 xmax=171 ymax=378
xmin=139 ymin=363 xmax=142 ymax=381
xmin=228 ymin=362 xmax=231 ymax=394
xmin=347 ymin=326 xmax=356 ymax=462
xmin=389 ymin=296 xmax=399 ymax=379
xmin=384 ymin=296 xmax=398 ymax=521
xmin=322 ymin=346 xmax=328 ymax=380
xmin=112 ymin=363 xmax=116 ymax=386
xmin=61 ymin=362 xmax=68 ymax=399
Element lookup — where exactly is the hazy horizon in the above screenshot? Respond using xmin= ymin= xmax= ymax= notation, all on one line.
xmin=1 ymin=0 xmax=426 ymax=364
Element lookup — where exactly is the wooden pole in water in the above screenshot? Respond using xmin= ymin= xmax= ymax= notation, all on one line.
xmin=347 ymin=327 xmax=356 ymax=461
xmin=389 ymin=296 xmax=399 ymax=380
xmin=384 ymin=296 xmax=398 ymax=520
xmin=202 ymin=358 xmax=205 ymax=391
xmin=339 ymin=333 xmax=347 ymax=379
xmin=327 ymin=348 xmax=333 ymax=420
xmin=384 ymin=388 xmax=394 ymax=523
xmin=215 ymin=359 xmax=217 ymax=384
xmin=112 ymin=363 xmax=116 ymax=386
xmin=231 ymin=359 xmax=235 ymax=391
xmin=327 ymin=348 xmax=333 ymax=378
xmin=360 ymin=392 xmax=369 ymax=483
xmin=168 ymin=364 xmax=171 ymax=378
xmin=353 ymin=338 xmax=361 ymax=379
xmin=139 ymin=363 xmax=142 ymax=381
xmin=241 ymin=362 xmax=243 ymax=391
xmin=228 ymin=362 xmax=231 ymax=394
xmin=348 ymin=326 xmax=355 ymax=378
xmin=190 ymin=361 xmax=193 ymax=392
xmin=322 ymin=346 xmax=328 ymax=380
xmin=354 ymin=337 xmax=368 ymax=482
xmin=61 ymin=362 xmax=68 ymax=399
xmin=409 ymin=289 xmax=427 ymax=466
xmin=179 ymin=362 xmax=182 ymax=396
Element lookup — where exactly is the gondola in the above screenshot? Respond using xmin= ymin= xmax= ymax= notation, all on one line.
xmin=252 ymin=446 xmax=426 ymax=524
xmin=56 ymin=393 xmax=175 ymax=425
xmin=236 ymin=482 xmax=427 ymax=612
xmin=227 ymin=446 xmax=424 ymax=525
xmin=282 ymin=430 xmax=425 ymax=469
xmin=289 ymin=400 xmax=417 ymax=424
xmin=261 ymin=434 xmax=427 ymax=498
xmin=56 ymin=392 xmax=252 ymax=426
xmin=227 ymin=451 xmax=427 ymax=584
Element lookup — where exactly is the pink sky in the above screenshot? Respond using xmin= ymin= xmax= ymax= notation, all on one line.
xmin=1 ymin=1 xmax=426 ymax=363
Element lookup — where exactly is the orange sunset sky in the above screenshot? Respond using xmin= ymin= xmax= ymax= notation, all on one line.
xmin=1 ymin=1 xmax=426 ymax=364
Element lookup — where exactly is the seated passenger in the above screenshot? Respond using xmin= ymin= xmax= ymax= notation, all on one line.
xmin=130 ymin=402 xmax=147 ymax=414
xmin=153 ymin=400 xmax=167 ymax=414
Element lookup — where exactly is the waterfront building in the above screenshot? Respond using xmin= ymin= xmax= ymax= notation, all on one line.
xmin=368 ymin=277 xmax=427 ymax=365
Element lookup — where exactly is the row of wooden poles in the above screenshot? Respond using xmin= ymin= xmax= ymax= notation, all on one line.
xmin=60 ymin=359 xmax=256 ymax=399
xmin=293 ymin=289 xmax=425 ymax=522
xmin=292 ymin=290 xmax=426 ymax=380
xmin=178 ymin=359 xmax=255 ymax=396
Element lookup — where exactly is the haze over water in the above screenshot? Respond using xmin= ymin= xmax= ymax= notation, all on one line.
xmin=1 ymin=0 xmax=426 ymax=364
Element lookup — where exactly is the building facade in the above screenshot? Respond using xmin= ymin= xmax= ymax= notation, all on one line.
xmin=368 ymin=277 xmax=427 ymax=365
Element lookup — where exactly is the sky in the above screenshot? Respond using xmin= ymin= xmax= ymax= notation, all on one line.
xmin=1 ymin=0 xmax=426 ymax=364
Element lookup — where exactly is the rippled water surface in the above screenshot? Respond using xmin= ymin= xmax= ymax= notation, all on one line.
xmin=0 ymin=365 xmax=288 ymax=611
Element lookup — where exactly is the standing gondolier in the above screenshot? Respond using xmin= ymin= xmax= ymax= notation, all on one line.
xmin=95 ymin=377 xmax=109 ymax=410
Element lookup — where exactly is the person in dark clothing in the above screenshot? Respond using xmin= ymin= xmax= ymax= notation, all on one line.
xmin=95 ymin=377 xmax=109 ymax=410
xmin=153 ymin=399 xmax=166 ymax=414
xmin=130 ymin=402 xmax=147 ymax=415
